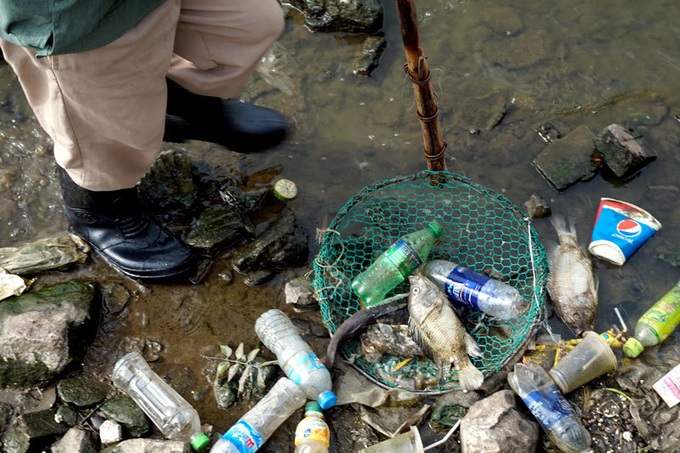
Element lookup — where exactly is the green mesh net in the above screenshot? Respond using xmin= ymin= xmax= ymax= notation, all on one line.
xmin=313 ymin=170 xmax=549 ymax=393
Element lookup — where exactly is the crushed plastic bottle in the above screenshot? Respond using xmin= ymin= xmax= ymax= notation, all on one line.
xmin=255 ymin=309 xmax=337 ymax=409
xmin=111 ymin=352 xmax=210 ymax=451
xmin=623 ymin=277 xmax=680 ymax=358
xmin=294 ymin=401 xmax=330 ymax=453
xmin=210 ymin=377 xmax=306 ymax=453
xmin=423 ymin=259 xmax=529 ymax=319
xmin=351 ymin=220 xmax=443 ymax=308
xmin=508 ymin=362 xmax=592 ymax=453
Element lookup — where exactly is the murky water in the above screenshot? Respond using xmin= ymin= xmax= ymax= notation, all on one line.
xmin=1 ymin=0 xmax=679 ymax=450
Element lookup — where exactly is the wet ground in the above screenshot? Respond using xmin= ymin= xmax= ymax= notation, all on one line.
xmin=1 ymin=0 xmax=680 ymax=451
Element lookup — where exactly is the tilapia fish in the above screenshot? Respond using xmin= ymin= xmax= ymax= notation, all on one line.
xmin=547 ymin=215 xmax=599 ymax=336
xmin=407 ymin=273 xmax=484 ymax=391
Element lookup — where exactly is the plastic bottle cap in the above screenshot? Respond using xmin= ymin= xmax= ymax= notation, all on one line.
xmin=622 ymin=337 xmax=644 ymax=358
xmin=273 ymin=178 xmax=298 ymax=201
xmin=191 ymin=432 xmax=211 ymax=452
xmin=317 ymin=390 xmax=337 ymax=409
xmin=428 ymin=220 xmax=444 ymax=238
xmin=305 ymin=401 xmax=323 ymax=414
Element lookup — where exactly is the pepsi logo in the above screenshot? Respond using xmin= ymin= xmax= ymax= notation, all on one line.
xmin=616 ymin=219 xmax=642 ymax=237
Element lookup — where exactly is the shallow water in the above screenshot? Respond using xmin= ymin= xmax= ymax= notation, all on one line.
xmin=1 ymin=0 xmax=680 ymax=449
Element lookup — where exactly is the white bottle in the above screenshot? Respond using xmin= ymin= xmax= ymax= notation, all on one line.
xmin=423 ymin=259 xmax=529 ymax=319
xmin=294 ymin=401 xmax=330 ymax=453
xmin=210 ymin=377 xmax=306 ymax=453
xmin=111 ymin=352 xmax=210 ymax=452
xmin=255 ymin=309 xmax=337 ymax=409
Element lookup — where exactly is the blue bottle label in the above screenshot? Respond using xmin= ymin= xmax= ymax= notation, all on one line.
xmin=287 ymin=352 xmax=325 ymax=386
xmin=385 ymin=239 xmax=423 ymax=277
xmin=222 ymin=420 xmax=263 ymax=453
xmin=443 ymin=266 xmax=490 ymax=310
xmin=522 ymin=388 xmax=576 ymax=430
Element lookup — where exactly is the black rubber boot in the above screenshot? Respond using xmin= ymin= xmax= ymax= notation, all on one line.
xmin=164 ymin=79 xmax=289 ymax=152
xmin=58 ymin=167 xmax=197 ymax=281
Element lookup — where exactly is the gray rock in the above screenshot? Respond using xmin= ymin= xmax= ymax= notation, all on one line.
xmin=0 ymin=401 xmax=14 ymax=432
xmin=100 ymin=396 xmax=150 ymax=438
xmin=138 ymin=149 xmax=198 ymax=221
xmin=55 ymin=404 xmax=79 ymax=426
xmin=532 ymin=125 xmax=599 ymax=191
xmin=524 ymin=194 xmax=551 ymax=219
xmin=0 ymin=281 xmax=96 ymax=388
xmin=460 ymin=389 xmax=539 ymax=453
xmin=286 ymin=0 xmax=383 ymax=34
xmin=101 ymin=438 xmax=190 ymax=453
xmin=56 ymin=375 xmax=108 ymax=407
xmin=353 ymin=35 xmax=388 ymax=77
xmin=284 ymin=274 xmax=317 ymax=310
xmin=3 ymin=407 xmax=69 ymax=453
xmin=232 ymin=210 xmax=309 ymax=274
xmin=184 ymin=205 xmax=252 ymax=256
xmin=455 ymin=92 xmax=508 ymax=133
xmin=50 ymin=427 xmax=98 ymax=453
xmin=429 ymin=389 xmax=482 ymax=431
xmin=100 ymin=282 xmax=132 ymax=315
xmin=595 ymin=123 xmax=657 ymax=180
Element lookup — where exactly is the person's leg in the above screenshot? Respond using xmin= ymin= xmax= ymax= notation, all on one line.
xmin=0 ymin=0 xmax=197 ymax=281
xmin=163 ymin=0 xmax=289 ymax=152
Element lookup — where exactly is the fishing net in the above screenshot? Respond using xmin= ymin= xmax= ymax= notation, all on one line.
xmin=312 ymin=170 xmax=549 ymax=394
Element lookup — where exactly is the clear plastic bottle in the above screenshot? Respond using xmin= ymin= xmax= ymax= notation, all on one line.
xmin=210 ymin=377 xmax=306 ymax=453
xmin=351 ymin=220 xmax=443 ymax=308
xmin=423 ymin=259 xmax=529 ymax=319
xmin=294 ymin=401 xmax=330 ymax=453
xmin=111 ymin=352 xmax=210 ymax=452
xmin=508 ymin=362 xmax=592 ymax=453
xmin=623 ymin=278 xmax=680 ymax=358
xmin=255 ymin=309 xmax=337 ymax=409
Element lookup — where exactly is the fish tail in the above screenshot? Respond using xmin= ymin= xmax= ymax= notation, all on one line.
xmin=550 ymin=214 xmax=577 ymax=239
xmin=457 ymin=360 xmax=484 ymax=391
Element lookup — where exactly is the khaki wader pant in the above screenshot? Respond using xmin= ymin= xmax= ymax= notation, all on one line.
xmin=0 ymin=0 xmax=284 ymax=191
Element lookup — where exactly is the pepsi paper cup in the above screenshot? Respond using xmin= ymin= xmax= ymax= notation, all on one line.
xmin=589 ymin=197 xmax=661 ymax=266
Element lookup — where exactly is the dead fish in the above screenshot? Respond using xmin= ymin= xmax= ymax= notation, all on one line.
xmin=407 ymin=273 xmax=484 ymax=391
xmin=360 ymin=323 xmax=425 ymax=363
xmin=546 ymin=215 xmax=599 ymax=336
xmin=323 ymin=293 xmax=408 ymax=371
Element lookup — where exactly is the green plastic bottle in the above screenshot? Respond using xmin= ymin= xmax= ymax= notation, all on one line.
xmin=623 ymin=278 xmax=680 ymax=358
xmin=350 ymin=220 xmax=443 ymax=308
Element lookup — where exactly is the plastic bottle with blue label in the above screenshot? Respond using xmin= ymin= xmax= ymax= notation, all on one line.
xmin=255 ymin=309 xmax=337 ymax=409
xmin=210 ymin=377 xmax=306 ymax=453
xmin=508 ymin=362 xmax=592 ymax=453
xmin=423 ymin=259 xmax=529 ymax=320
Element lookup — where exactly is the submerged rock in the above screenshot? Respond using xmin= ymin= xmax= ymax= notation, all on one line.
xmin=285 ymin=0 xmax=383 ymax=34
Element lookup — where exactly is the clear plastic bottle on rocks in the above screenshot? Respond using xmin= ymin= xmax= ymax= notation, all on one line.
xmin=255 ymin=309 xmax=337 ymax=409
xmin=351 ymin=220 xmax=443 ymax=308
xmin=623 ymin=277 xmax=680 ymax=358
xmin=294 ymin=401 xmax=330 ymax=453
xmin=111 ymin=352 xmax=210 ymax=452
xmin=210 ymin=377 xmax=306 ymax=453
xmin=423 ymin=259 xmax=529 ymax=319
xmin=508 ymin=362 xmax=592 ymax=453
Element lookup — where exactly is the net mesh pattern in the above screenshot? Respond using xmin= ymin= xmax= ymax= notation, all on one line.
xmin=313 ymin=171 xmax=548 ymax=393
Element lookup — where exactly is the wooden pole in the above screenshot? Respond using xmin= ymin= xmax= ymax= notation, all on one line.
xmin=395 ymin=0 xmax=447 ymax=171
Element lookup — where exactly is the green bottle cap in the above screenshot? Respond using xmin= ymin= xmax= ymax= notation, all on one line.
xmin=428 ymin=220 xmax=443 ymax=238
xmin=191 ymin=432 xmax=211 ymax=452
xmin=622 ymin=337 xmax=644 ymax=358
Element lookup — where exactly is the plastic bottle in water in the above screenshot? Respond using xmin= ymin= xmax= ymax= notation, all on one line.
xmin=210 ymin=377 xmax=306 ymax=453
xmin=255 ymin=309 xmax=337 ymax=409
xmin=294 ymin=401 xmax=330 ymax=453
xmin=111 ymin=352 xmax=210 ymax=452
xmin=508 ymin=362 xmax=592 ymax=453
xmin=422 ymin=259 xmax=529 ymax=320
xmin=351 ymin=220 xmax=444 ymax=308
xmin=623 ymin=277 xmax=680 ymax=358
